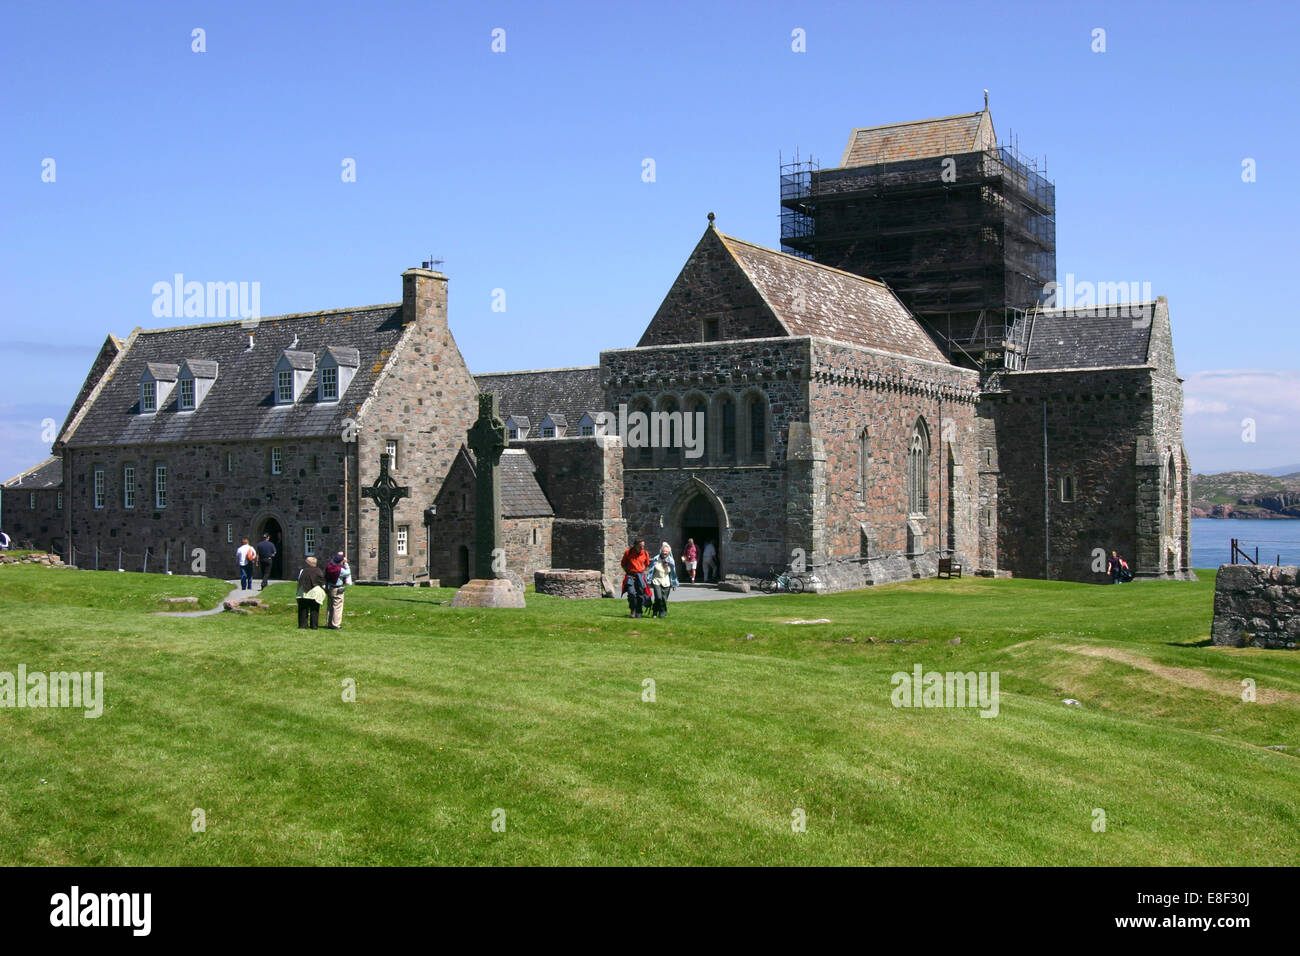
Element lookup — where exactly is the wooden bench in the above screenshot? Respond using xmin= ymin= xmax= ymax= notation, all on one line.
xmin=937 ymin=557 xmax=963 ymax=579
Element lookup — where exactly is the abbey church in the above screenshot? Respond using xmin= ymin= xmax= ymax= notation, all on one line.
xmin=1 ymin=106 xmax=1194 ymax=591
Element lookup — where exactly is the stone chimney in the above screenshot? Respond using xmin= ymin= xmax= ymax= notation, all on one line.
xmin=401 ymin=266 xmax=448 ymax=327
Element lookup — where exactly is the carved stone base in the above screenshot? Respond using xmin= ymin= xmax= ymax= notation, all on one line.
xmin=450 ymin=578 xmax=526 ymax=608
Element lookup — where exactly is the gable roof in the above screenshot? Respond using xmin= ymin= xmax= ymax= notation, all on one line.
xmin=63 ymin=305 xmax=408 ymax=447
xmin=2 ymin=456 xmax=62 ymax=490
xmin=474 ymin=367 xmax=604 ymax=435
xmin=716 ymin=232 xmax=949 ymax=363
xmin=840 ymin=110 xmax=994 ymax=167
xmin=462 ymin=447 xmax=554 ymax=517
xmin=1022 ymin=304 xmax=1156 ymax=371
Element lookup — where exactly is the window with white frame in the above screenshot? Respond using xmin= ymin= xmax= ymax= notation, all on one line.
xmin=29 ymin=492 xmax=36 ymax=510
xmin=226 ymin=523 xmax=233 ymax=544
xmin=200 ymin=504 xmax=207 ymax=525
xmin=396 ymin=525 xmax=409 ymax=556
xmin=140 ymin=381 xmax=156 ymax=413
xmin=320 ymin=366 xmax=338 ymax=401
xmin=154 ymin=465 xmax=167 ymax=508
xmin=385 ymin=439 xmax=398 ymax=470
xmin=226 ymin=452 xmax=234 ymax=473
xmin=271 ymin=447 xmax=283 ymax=475
xmin=93 ymin=466 xmax=105 ymax=509
xmin=580 ymin=424 xmax=594 ymax=437
xmin=1059 ymin=474 xmax=1077 ymax=503
xmin=178 ymin=377 xmax=195 ymax=410
xmin=541 ymin=425 xmax=555 ymax=438
xmin=303 ymin=526 xmax=316 ymax=557
xmin=56 ymin=491 xmax=63 ymax=510
xmin=276 ymin=369 xmax=293 ymax=404
xmin=123 ymin=465 xmax=135 ymax=509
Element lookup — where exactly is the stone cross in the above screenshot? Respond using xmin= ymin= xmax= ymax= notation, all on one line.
xmin=467 ymin=392 xmax=508 ymax=579
xmin=362 ymin=452 xmax=410 ymax=581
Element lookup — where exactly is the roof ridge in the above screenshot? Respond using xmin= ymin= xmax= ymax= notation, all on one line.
xmin=844 ymin=110 xmax=985 ymax=136
xmin=135 ymin=302 xmax=401 ymax=336
xmin=2 ymin=455 xmax=60 ymax=487
xmin=716 ymin=232 xmax=896 ymax=290
xmin=475 ymin=365 xmax=600 ymax=376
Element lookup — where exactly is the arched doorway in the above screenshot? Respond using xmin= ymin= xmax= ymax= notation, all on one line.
xmin=680 ymin=494 xmax=721 ymax=582
xmin=457 ymin=545 xmax=470 ymax=586
xmin=256 ymin=516 xmax=285 ymax=580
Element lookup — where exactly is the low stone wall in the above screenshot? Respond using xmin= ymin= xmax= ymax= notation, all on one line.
xmin=1211 ymin=564 xmax=1300 ymax=649
xmin=534 ymin=568 xmax=603 ymax=600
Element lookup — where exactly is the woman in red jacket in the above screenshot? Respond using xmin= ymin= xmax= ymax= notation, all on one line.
xmin=621 ymin=538 xmax=651 ymax=618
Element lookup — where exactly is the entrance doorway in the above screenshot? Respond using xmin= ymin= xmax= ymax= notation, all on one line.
xmin=680 ymin=494 xmax=721 ymax=582
xmin=257 ymin=516 xmax=284 ymax=580
xmin=457 ymin=545 xmax=471 ymax=586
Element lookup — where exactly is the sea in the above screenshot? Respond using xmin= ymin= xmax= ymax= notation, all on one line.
xmin=1191 ymin=518 xmax=1300 ymax=569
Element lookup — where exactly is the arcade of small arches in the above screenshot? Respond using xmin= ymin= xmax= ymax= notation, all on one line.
xmin=621 ymin=389 xmax=771 ymax=468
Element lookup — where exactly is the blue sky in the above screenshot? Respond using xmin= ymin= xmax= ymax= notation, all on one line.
xmin=1 ymin=0 xmax=1297 ymax=480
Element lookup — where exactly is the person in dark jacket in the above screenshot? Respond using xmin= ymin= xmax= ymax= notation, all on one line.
xmin=621 ymin=538 xmax=651 ymax=618
xmin=256 ymin=532 xmax=277 ymax=590
xmin=295 ymin=556 xmax=326 ymax=629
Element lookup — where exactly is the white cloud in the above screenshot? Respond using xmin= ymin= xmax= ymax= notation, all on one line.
xmin=1182 ymin=369 xmax=1300 ymax=473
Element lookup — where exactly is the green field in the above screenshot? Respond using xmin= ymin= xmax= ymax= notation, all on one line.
xmin=1 ymin=563 xmax=1297 ymax=866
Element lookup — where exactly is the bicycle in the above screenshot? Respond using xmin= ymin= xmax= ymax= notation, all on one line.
xmin=758 ymin=567 xmax=804 ymax=594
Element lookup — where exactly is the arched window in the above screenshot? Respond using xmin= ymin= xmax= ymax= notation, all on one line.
xmin=685 ymin=396 xmax=707 ymax=464
xmin=1165 ymin=452 xmax=1177 ymax=529
xmin=661 ymin=396 xmax=681 ymax=465
xmin=718 ymin=396 xmax=737 ymax=462
xmin=858 ymin=427 xmax=871 ymax=500
xmin=747 ymin=394 xmax=767 ymax=463
xmin=631 ymin=397 xmax=653 ymax=465
xmin=908 ymin=419 xmax=930 ymax=515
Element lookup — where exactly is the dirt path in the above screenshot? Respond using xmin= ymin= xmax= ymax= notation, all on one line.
xmin=1062 ymin=644 xmax=1300 ymax=705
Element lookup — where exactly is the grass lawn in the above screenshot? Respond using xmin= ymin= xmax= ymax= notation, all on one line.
xmin=0 ymin=564 xmax=1297 ymax=866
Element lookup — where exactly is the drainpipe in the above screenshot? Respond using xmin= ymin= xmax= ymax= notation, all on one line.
xmin=1042 ymin=400 xmax=1050 ymax=579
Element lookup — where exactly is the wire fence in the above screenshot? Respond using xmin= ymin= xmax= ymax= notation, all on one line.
xmin=5 ymin=537 xmax=224 ymax=575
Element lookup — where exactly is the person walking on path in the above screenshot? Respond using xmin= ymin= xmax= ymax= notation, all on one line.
xmin=324 ymin=551 xmax=351 ymax=629
xmin=649 ymin=542 xmax=680 ymax=618
xmin=236 ymin=537 xmax=258 ymax=591
xmin=621 ymin=538 xmax=651 ymax=618
xmin=255 ymin=532 xmax=277 ymax=590
xmin=1107 ymin=551 xmax=1132 ymax=584
xmin=701 ymin=540 xmax=718 ymax=583
xmin=295 ymin=556 xmax=326 ymax=629
xmin=682 ymin=538 xmax=698 ymax=584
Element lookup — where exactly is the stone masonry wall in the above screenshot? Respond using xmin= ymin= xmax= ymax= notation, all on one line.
xmin=809 ymin=339 xmax=982 ymax=590
xmin=355 ymin=269 xmax=481 ymax=581
xmin=1 ymin=483 xmax=64 ymax=551
xmin=1212 ymin=564 xmax=1300 ymax=649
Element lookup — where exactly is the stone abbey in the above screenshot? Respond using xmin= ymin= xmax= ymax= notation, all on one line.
xmin=2 ymin=106 xmax=1194 ymax=591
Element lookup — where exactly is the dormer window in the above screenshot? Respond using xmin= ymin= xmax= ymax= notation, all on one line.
xmin=317 ymin=346 xmax=359 ymax=403
xmin=578 ymin=412 xmax=606 ymax=437
xmin=504 ymin=415 xmax=530 ymax=440
xmin=275 ymin=349 xmax=315 ymax=405
xmin=177 ymin=359 xmax=217 ymax=411
xmin=139 ymin=363 xmax=178 ymax=414
xmin=540 ymin=413 xmax=567 ymax=438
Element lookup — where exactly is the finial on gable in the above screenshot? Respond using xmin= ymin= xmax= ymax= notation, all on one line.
xmin=984 ymin=89 xmax=989 ymax=111
xmin=707 ymin=211 xmax=716 ymax=227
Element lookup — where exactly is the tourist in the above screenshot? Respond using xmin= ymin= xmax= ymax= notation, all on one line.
xmin=255 ymin=532 xmax=277 ymax=590
xmin=324 ymin=551 xmax=351 ymax=629
xmin=295 ymin=556 xmax=326 ymax=629
xmin=701 ymin=540 xmax=718 ymax=583
xmin=0 ymin=531 xmax=9 ymax=550
xmin=620 ymin=538 xmax=651 ymax=618
xmin=682 ymin=538 xmax=698 ymax=583
xmin=649 ymin=542 xmax=680 ymax=618
xmin=235 ymin=537 xmax=258 ymax=591
xmin=1107 ymin=551 xmax=1134 ymax=584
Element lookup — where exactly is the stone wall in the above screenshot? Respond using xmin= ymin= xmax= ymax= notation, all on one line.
xmin=354 ymin=269 xmax=481 ymax=581
xmin=1 ymin=485 xmax=63 ymax=551
xmin=534 ymin=569 xmax=603 ymax=599
xmin=1211 ymin=564 xmax=1300 ymax=649
xmin=62 ymin=438 xmax=351 ymax=578
xmin=808 ymin=338 xmax=982 ymax=590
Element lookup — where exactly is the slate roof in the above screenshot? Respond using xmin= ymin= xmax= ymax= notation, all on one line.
xmin=64 ymin=305 xmax=408 ymax=446
xmin=717 ymin=233 xmax=949 ymax=364
xmin=1022 ymin=304 xmax=1155 ymax=371
xmin=3 ymin=456 xmax=62 ymax=490
xmin=840 ymin=110 xmax=993 ymax=167
xmin=474 ymin=367 xmax=604 ymax=436
xmin=464 ymin=448 xmax=554 ymax=517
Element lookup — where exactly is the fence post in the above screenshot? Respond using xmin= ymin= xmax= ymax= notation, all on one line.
xmin=118 ymin=548 xmax=122 ymax=571
xmin=165 ymin=546 xmax=170 ymax=574
xmin=94 ymin=544 xmax=99 ymax=571
xmin=142 ymin=548 xmax=149 ymax=574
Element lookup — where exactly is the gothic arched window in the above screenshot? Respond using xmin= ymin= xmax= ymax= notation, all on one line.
xmin=908 ymin=419 xmax=930 ymax=515
xmin=858 ymin=427 xmax=871 ymax=500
